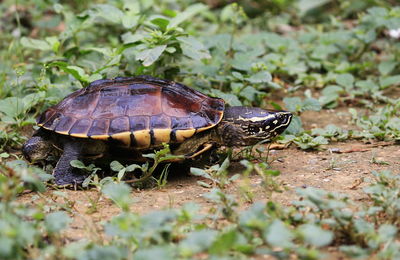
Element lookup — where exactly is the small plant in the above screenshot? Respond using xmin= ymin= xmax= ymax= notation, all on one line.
xmin=190 ymin=155 xmax=238 ymax=189
xmin=240 ymin=159 xmax=283 ymax=196
xmin=80 ymin=144 xmax=184 ymax=188
xmin=350 ymin=103 xmax=400 ymax=141
xmin=280 ymin=133 xmax=329 ymax=150
xmin=153 ymin=163 xmax=171 ymax=188
xmin=311 ymin=124 xmax=350 ymax=141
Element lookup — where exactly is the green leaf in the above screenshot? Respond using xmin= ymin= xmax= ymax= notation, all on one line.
xmin=355 ymin=80 xmax=378 ymax=92
xmin=319 ymin=85 xmax=342 ymax=108
xmin=70 ymin=160 xmax=86 ymax=169
xmin=265 ymin=170 xmax=280 ymax=176
xmin=378 ymin=60 xmax=397 ymax=75
xmin=20 ymin=37 xmax=52 ymax=51
xmin=44 ymin=211 xmax=71 ymax=234
xmin=283 ymin=115 xmax=303 ymax=135
xmin=92 ymin=4 xmax=124 ymax=24
xmin=263 ymin=33 xmax=290 ymax=52
xmin=217 ymin=156 xmax=230 ymax=175
xmin=62 ymin=241 xmax=91 ymax=259
xmin=322 ymin=85 xmax=343 ymax=96
xmin=354 ymin=219 xmax=374 ymax=234
xmin=209 ymin=229 xmax=237 ymax=254
xmin=190 ymin=167 xmax=212 ymax=180
xmin=283 ymin=97 xmax=302 ymax=112
xmin=303 ymin=97 xmax=321 ymax=111
xmin=136 ymin=45 xmax=167 ymax=66
xmin=297 ymin=0 xmax=330 ymax=16
xmin=88 ymin=74 xmax=103 ymax=82
xmin=179 ymin=230 xmax=218 ymax=257
xmin=125 ymin=164 xmax=142 ymax=172
xmin=211 ymin=89 xmax=242 ymax=106
xmin=298 ymin=224 xmax=333 ymax=247
xmin=66 ymin=66 xmax=88 ymax=82
xmin=0 ymin=152 xmax=9 ymax=158
xmin=265 ymin=219 xmax=294 ymax=247
xmin=378 ymin=224 xmax=397 ymax=241
xmin=79 ymin=245 xmax=125 ymax=260
xmin=85 ymin=47 xmax=114 ymax=57
xmin=134 ymin=246 xmax=175 ymax=260
xmin=110 ymin=161 xmax=124 ymax=172
xmin=336 ymin=73 xmax=354 ymax=89
xmin=379 ymin=75 xmax=400 ymax=88
xmin=232 ymin=71 xmax=243 ymax=80
xmin=121 ymin=32 xmax=143 ymax=44
xmin=53 ymin=3 xmax=63 ymax=13
xmin=151 ymin=18 xmax=170 ymax=31
xmin=102 ymin=183 xmax=132 ymax=211
xmin=117 ymin=169 xmax=126 ymax=181
xmin=246 ymin=71 xmax=272 ymax=83
xmin=0 ymin=97 xmax=25 ymax=118
xmin=168 ymin=3 xmax=207 ymax=29
xmin=239 ymin=86 xmax=265 ymax=103
xmin=177 ymin=36 xmax=211 ymax=61
xmin=49 ymin=62 xmax=90 ymax=83
xmin=232 ymin=53 xmax=253 ymax=71
xmin=340 ymin=245 xmax=369 ymax=258
xmin=45 ymin=36 xmax=60 ymax=52
xmin=122 ymin=14 xmax=139 ymax=29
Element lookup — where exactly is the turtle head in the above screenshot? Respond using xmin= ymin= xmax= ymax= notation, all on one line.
xmin=217 ymin=106 xmax=292 ymax=146
xmin=22 ymin=129 xmax=53 ymax=162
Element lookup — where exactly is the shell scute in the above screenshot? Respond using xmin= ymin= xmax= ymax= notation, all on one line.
xmin=54 ymin=116 xmax=76 ymax=133
xmin=88 ymin=119 xmax=110 ymax=137
xmin=171 ymin=116 xmax=193 ymax=130
xmin=69 ymin=119 xmax=91 ymax=135
xmin=150 ymin=114 xmax=171 ymax=129
xmin=190 ymin=113 xmax=212 ymax=129
xmin=109 ymin=117 xmax=130 ymax=136
xmin=129 ymin=116 xmax=149 ymax=132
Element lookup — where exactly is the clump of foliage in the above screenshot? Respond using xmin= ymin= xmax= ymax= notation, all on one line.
xmin=3 ymin=157 xmax=400 ymax=259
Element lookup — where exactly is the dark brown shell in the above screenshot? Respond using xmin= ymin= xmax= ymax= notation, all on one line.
xmin=37 ymin=76 xmax=225 ymax=149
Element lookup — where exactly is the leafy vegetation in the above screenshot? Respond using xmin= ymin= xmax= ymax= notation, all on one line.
xmin=3 ymin=157 xmax=400 ymax=259
xmin=1 ymin=0 xmax=400 ymax=259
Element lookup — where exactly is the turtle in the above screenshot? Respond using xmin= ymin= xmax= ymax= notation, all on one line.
xmin=22 ymin=75 xmax=292 ymax=185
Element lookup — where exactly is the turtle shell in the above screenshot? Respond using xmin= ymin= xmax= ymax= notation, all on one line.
xmin=37 ymin=76 xmax=225 ymax=149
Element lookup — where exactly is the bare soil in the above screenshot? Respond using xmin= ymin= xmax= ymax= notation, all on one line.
xmin=19 ymin=107 xmax=400 ymax=254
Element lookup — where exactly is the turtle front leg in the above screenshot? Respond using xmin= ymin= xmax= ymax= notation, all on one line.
xmin=54 ymin=141 xmax=87 ymax=186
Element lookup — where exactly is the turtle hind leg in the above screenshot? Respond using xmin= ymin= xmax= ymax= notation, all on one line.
xmin=184 ymin=143 xmax=215 ymax=159
xmin=53 ymin=141 xmax=87 ymax=186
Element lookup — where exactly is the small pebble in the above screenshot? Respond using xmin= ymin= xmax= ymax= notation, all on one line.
xmin=329 ymin=148 xmax=341 ymax=153
xmin=308 ymin=159 xmax=319 ymax=165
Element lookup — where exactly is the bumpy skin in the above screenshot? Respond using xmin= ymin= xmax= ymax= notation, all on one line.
xmin=23 ymin=76 xmax=293 ymax=186
xmin=53 ymin=141 xmax=87 ymax=185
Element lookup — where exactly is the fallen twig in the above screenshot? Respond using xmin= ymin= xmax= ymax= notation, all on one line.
xmin=330 ymin=141 xmax=396 ymax=154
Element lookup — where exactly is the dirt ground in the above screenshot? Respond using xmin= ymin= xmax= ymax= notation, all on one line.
xmin=19 ymin=108 xmax=400 ymax=250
